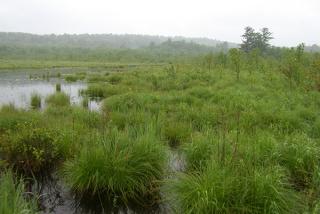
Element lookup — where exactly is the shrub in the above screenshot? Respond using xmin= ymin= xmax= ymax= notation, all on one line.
xmin=0 ymin=124 xmax=62 ymax=176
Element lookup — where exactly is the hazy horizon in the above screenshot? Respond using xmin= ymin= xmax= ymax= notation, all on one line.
xmin=1 ymin=0 xmax=319 ymax=47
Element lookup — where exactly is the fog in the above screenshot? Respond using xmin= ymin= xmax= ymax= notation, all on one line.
xmin=0 ymin=0 xmax=319 ymax=46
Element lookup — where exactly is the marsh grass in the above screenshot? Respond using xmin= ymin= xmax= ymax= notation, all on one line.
xmin=64 ymin=74 xmax=85 ymax=82
xmin=81 ymin=97 xmax=89 ymax=108
xmin=0 ymin=170 xmax=37 ymax=214
xmin=162 ymin=121 xmax=191 ymax=148
xmin=30 ymin=93 xmax=41 ymax=110
xmin=55 ymin=83 xmax=61 ymax=92
xmin=166 ymin=163 xmax=305 ymax=213
xmin=273 ymin=133 xmax=320 ymax=190
xmin=62 ymin=129 xmax=167 ymax=208
xmin=45 ymin=92 xmax=70 ymax=107
xmin=2 ymin=59 xmax=320 ymax=212
xmin=183 ymin=132 xmax=216 ymax=171
xmin=81 ymin=83 xmax=127 ymax=99
xmin=0 ymin=107 xmax=40 ymax=132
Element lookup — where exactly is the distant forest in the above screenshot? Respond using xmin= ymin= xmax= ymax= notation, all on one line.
xmin=0 ymin=32 xmax=319 ymax=63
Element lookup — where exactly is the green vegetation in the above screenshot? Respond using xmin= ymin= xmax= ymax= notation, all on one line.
xmin=0 ymin=170 xmax=36 ymax=214
xmin=1 ymin=29 xmax=320 ymax=212
xmin=55 ymin=83 xmax=61 ymax=92
xmin=30 ymin=93 xmax=41 ymax=110
xmin=45 ymin=92 xmax=70 ymax=107
xmin=63 ymin=129 xmax=167 ymax=206
xmin=1 ymin=124 xmax=64 ymax=176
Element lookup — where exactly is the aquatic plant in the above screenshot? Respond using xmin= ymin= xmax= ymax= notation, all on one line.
xmin=64 ymin=74 xmax=85 ymax=82
xmin=162 ymin=121 xmax=191 ymax=147
xmin=30 ymin=93 xmax=41 ymax=110
xmin=0 ymin=170 xmax=37 ymax=214
xmin=63 ymin=130 xmax=167 ymax=207
xmin=81 ymin=97 xmax=89 ymax=108
xmin=166 ymin=163 xmax=305 ymax=213
xmin=55 ymin=83 xmax=61 ymax=92
xmin=45 ymin=92 xmax=70 ymax=107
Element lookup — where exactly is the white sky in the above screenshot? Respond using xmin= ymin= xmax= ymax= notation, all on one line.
xmin=0 ymin=0 xmax=319 ymax=46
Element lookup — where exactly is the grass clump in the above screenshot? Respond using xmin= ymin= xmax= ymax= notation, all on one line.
xmin=45 ymin=92 xmax=70 ymax=107
xmin=0 ymin=170 xmax=36 ymax=214
xmin=30 ymin=93 xmax=41 ymax=110
xmin=81 ymin=83 xmax=127 ymax=99
xmin=81 ymin=97 xmax=89 ymax=108
xmin=162 ymin=121 xmax=191 ymax=147
xmin=64 ymin=74 xmax=85 ymax=82
xmin=183 ymin=133 xmax=216 ymax=171
xmin=166 ymin=163 xmax=304 ymax=213
xmin=273 ymin=133 xmax=320 ymax=189
xmin=63 ymin=130 xmax=167 ymax=207
xmin=55 ymin=83 xmax=61 ymax=92
xmin=81 ymin=84 xmax=106 ymax=99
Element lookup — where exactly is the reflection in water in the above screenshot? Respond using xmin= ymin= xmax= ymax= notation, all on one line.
xmin=0 ymin=70 xmax=100 ymax=111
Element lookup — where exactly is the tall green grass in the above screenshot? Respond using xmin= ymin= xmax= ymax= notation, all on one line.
xmin=30 ymin=93 xmax=41 ymax=110
xmin=0 ymin=170 xmax=36 ymax=214
xmin=45 ymin=92 xmax=70 ymax=107
xmin=166 ymin=163 xmax=305 ymax=213
xmin=63 ymin=129 xmax=167 ymax=206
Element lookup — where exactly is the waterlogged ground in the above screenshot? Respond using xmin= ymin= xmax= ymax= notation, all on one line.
xmin=2 ymin=60 xmax=320 ymax=214
xmin=0 ymin=69 xmax=99 ymax=110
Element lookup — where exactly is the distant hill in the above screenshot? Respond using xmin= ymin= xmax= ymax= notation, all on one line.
xmin=0 ymin=32 xmax=239 ymax=62
xmin=305 ymin=44 xmax=320 ymax=53
xmin=0 ymin=32 xmax=237 ymax=50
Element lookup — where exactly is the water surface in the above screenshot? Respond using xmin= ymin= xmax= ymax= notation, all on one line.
xmin=0 ymin=69 xmax=99 ymax=110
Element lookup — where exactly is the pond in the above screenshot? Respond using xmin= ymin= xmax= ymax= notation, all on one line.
xmin=0 ymin=69 xmax=100 ymax=110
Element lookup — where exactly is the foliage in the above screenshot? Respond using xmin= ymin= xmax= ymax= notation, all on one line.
xmin=0 ymin=170 xmax=37 ymax=214
xmin=62 ymin=130 xmax=167 ymax=206
xmin=45 ymin=92 xmax=70 ymax=107
xmin=30 ymin=93 xmax=41 ymax=110
xmin=0 ymin=124 xmax=63 ymax=175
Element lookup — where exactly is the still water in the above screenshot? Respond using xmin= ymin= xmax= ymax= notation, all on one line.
xmin=0 ymin=69 xmax=99 ymax=110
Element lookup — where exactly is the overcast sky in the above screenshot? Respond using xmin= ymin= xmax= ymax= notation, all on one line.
xmin=0 ymin=0 xmax=319 ymax=46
